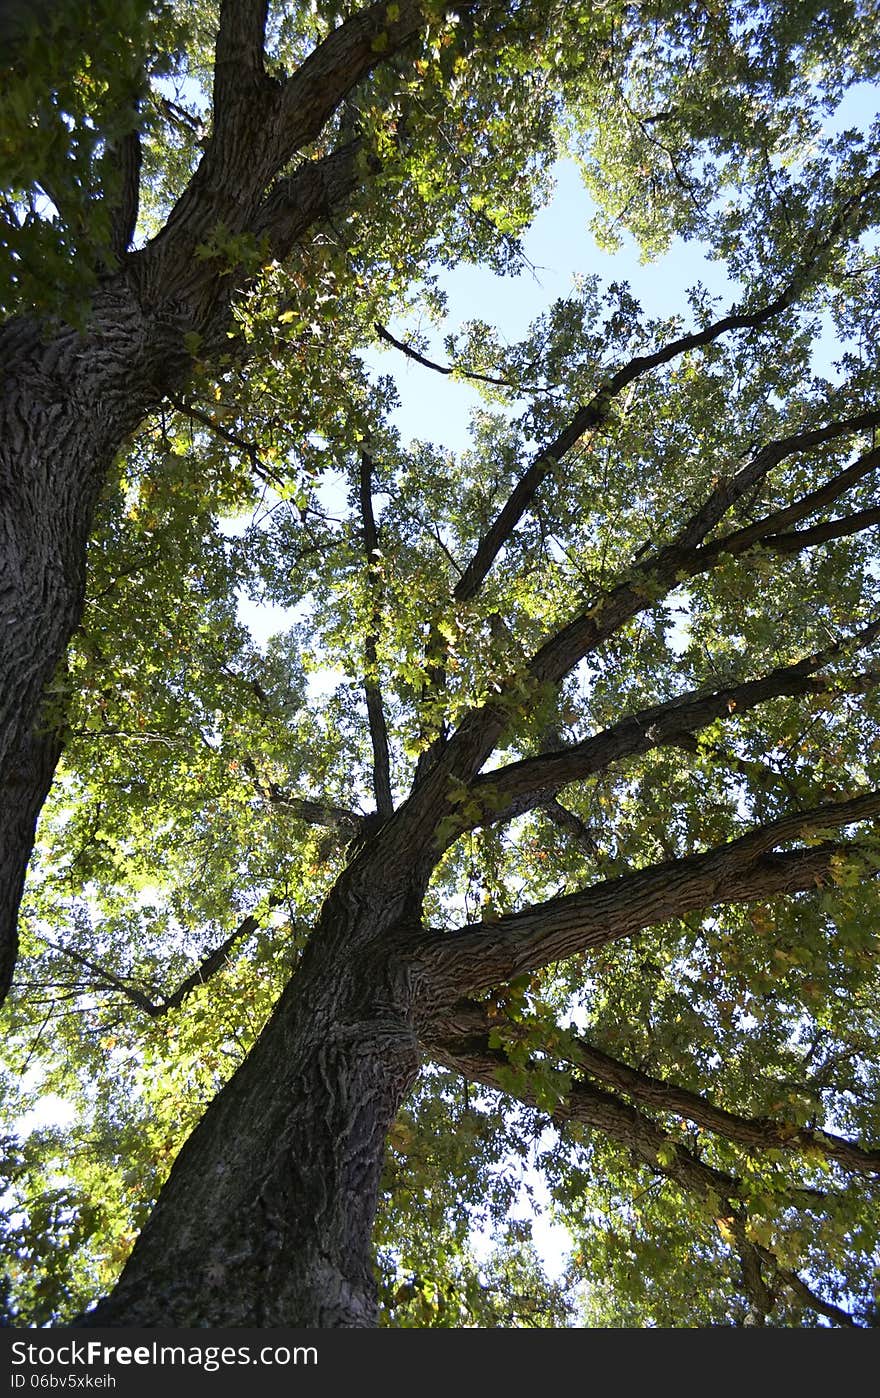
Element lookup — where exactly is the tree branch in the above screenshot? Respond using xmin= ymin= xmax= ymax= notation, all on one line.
xmin=467 ymin=619 xmax=880 ymax=826
xmin=373 ymin=320 xmax=541 ymax=393
xmin=40 ymin=939 xmax=158 ymax=1017
xmin=425 ymin=1029 xmax=862 ymax=1326
xmin=753 ymin=1245 xmax=860 ymax=1328
xmin=529 ymin=410 xmax=880 ymax=688
xmin=213 ymin=0 xmax=268 ymax=93
xmin=541 ymin=796 xmax=602 ymax=857
xmin=565 ymin=1038 xmax=880 ymax=1175
xmin=275 ymin=1 xmax=438 ymax=160
xmin=702 ymin=443 xmax=880 ymax=559
xmin=108 ymin=129 xmax=142 ymax=260
xmin=166 ymin=395 xmax=281 ymax=487
xmin=359 ymin=450 xmax=394 ymax=818
xmin=673 ymin=413 xmax=880 ymax=553
xmin=269 ymin=793 xmax=362 ymax=829
xmin=43 ymin=904 xmax=275 ymax=1020
xmin=159 ymin=909 xmax=267 ymax=1014
xmin=763 ymin=504 xmax=880 ymax=554
xmin=252 ymin=141 xmax=364 ymax=263
xmin=243 ymin=759 xmax=362 ymax=831
xmin=451 ymin=199 xmax=880 ymax=608
xmin=421 ymin=791 xmax=880 ymax=999
xmin=425 ymin=999 xmax=880 ymax=1173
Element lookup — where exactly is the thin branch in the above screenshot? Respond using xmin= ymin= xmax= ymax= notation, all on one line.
xmin=40 ymin=940 xmax=157 ymax=1016
xmin=42 ymin=904 xmax=275 ymax=1020
xmin=157 ymin=96 xmax=207 ymax=142
xmin=244 ymin=760 xmax=362 ymax=831
xmin=703 ymin=443 xmax=880 ymax=559
xmin=542 ymin=797 xmax=602 ymax=858
xmin=359 ymin=450 xmax=394 ymax=818
xmin=160 ymin=910 xmax=266 ymax=1015
xmin=673 ymin=412 xmax=880 ymax=552
xmin=166 ymin=395 xmax=280 ymax=488
xmin=754 ymin=1245 xmax=860 ymax=1328
xmin=373 ymin=320 xmax=543 ymax=393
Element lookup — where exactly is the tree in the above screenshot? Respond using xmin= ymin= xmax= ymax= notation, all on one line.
xmin=2 ymin=0 xmax=880 ymax=1328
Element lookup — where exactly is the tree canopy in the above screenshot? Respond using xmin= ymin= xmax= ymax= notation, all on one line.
xmin=2 ymin=0 xmax=880 ymax=1328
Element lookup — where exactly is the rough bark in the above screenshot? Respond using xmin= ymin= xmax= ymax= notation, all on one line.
xmin=0 ymin=0 xmax=427 ymax=1003
xmin=0 ymin=285 xmax=191 ymax=1001
xmin=79 ymin=858 xmax=425 ymax=1327
xmin=0 ymin=0 xmax=473 ymax=1005
xmin=65 ymin=778 xmax=879 ymax=1326
xmin=8 ymin=0 xmax=879 ymax=1334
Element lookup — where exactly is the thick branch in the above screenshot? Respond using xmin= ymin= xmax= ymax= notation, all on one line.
xmin=252 ymin=141 xmax=363 ymax=263
xmin=276 ymin=1 xmax=437 ymax=158
xmin=426 ymin=1000 xmax=880 ymax=1173
xmin=427 ymin=1032 xmax=861 ymax=1326
xmin=764 ymin=504 xmax=880 ymax=554
xmin=138 ymin=0 xmax=425 ymax=306
xmin=214 ymin=0 xmax=268 ymax=92
xmin=469 ymin=620 xmax=880 ymax=825
xmin=702 ymin=443 xmax=880 ymax=558
xmin=566 ymin=1038 xmax=880 ymax=1175
xmin=529 ymin=410 xmax=880 ymax=688
xmin=108 ymin=130 xmax=142 ymax=260
xmin=420 ymin=791 xmax=880 ymax=998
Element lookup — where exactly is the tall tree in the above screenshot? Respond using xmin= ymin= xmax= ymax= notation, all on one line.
xmin=2 ymin=0 xmax=880 ymax=1328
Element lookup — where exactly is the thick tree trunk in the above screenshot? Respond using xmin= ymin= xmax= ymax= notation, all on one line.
xmin=78 ymin=866 xmax=424 ymax=1327
xmin=0 ymin=138 xmax=363 ymax=1007
xmin=0 ymin=281 xmax=191 ymax=1000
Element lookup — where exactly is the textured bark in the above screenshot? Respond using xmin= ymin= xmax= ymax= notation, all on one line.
xmin=0 ymin=285 xmax=191 ymax=1002
xmin=8 ymin=0 xmax=879 ymax=1335
xmin=80 ymin=858 xmax=425 ymax=1327
xmin=0 ymin=0 xmax=425 ymax=1003
xmin=69 ymin=781 xmax=879 ymax=1326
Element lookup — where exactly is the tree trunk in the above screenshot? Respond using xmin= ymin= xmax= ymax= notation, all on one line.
xmin=78 ymin=864 xmax=424 ymax=1327
xmin=0 ymin=281 xmax=195 ymax=1000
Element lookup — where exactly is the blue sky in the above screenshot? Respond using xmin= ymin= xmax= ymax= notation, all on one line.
xmin=366 ymin=76 xmax=880 ymax=455
xmin=241 ymin=155 xmax=744 ymax=646
xmin=364 ymin=156 xmax=739 ymax=455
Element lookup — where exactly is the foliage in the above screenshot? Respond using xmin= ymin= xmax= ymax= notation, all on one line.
xmin=3 ymin=0 xmax=880 ymax=1329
